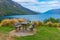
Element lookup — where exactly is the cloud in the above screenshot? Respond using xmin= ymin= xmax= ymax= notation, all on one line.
xmin=13 ymin=0 xmax=37 ymax=3
xmin=13 ymin=0 xmax=60 ymax=13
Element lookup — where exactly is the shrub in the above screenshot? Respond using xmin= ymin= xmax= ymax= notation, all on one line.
xmin=52 ymin=23 xmax=57 ymax=27
xmin=58 ymin=23 xmax=60 ymax=27
xmin=0 ymin=19 xmax=19 ymax=26
xmin=44 ymin=17 xmax=60 ymax=23
xmin=18 ymin=19 xmax=26 ymax=22
xmin=0 ymin=18 xmax=30 ymax=27
xmin=8 ymin=19 xmax=19 ymax=26
xmin=32 ymin=21 xmax=38 ymax=26
xmin=37 ymin=21 xmax=43 ymax=26
xmin=46 ymin=21 xmax=53 ymax=27
xmin=0 ymin=19 xmax=10 ymax=26
xmin=53 ymin=23 xmax=60 ymax=27
xmin=32 ymin=21 xmax=43 ymax=26
xmin=57 ymin=23 xmax=60 ymax=27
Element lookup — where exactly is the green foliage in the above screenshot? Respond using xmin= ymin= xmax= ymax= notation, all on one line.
xmin=44 ymin=17 xmax=60 ymax=23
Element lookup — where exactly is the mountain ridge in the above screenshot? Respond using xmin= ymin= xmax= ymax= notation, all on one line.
xmin=0 ymin=0 xmax=38 ymax=17
xmin=44 ymin=9 xmax=60 ymax=14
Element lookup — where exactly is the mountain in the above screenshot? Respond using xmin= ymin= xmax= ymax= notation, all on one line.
xmin=0 ymin=0 xmax=38 ymax=17
xmin=44 ymin=9 xmax=60 ymax=14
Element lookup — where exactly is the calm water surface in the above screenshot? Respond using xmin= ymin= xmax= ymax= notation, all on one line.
xmin=1 ymin=13 xmax=60 ymax=21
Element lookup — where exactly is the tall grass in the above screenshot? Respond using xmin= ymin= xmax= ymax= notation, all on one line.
xmin=0 ymin=18 xmax=60 ymax=27
xmin=45 ymin=21 xmax=53 ymax=27
xmin=0 ymin=19 xmax=27 ymax=27
xmin=32 ymin=21 xmax=43 ymax=27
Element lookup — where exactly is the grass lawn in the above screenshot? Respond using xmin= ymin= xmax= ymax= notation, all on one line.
xmin=0 ymin=26 xmax=14 ymax=34
xmin=0 ymin=26 xmax=60 ymax=40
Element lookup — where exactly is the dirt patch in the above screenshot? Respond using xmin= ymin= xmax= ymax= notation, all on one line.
xmin=57 ymin=28 xmax=60 ymax=30
xmin=9 ymin=29 xmax=36 ymax=37
xmin=0 ymin=33 xmax=14 ymax=40
xmin=6 ymin=35 xmax=14 ymax=40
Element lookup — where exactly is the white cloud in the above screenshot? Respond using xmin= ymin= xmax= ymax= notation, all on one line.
xmin=13 ymin=0 xmax=37 ymax=3
xmin=37 ymin=1 xmax=60 ymax=6
xmin=13 ymin=0 xmax=60 ymax=13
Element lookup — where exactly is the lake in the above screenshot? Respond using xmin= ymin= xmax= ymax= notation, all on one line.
xmin=0 ymin=13 xmax=60 ymax=21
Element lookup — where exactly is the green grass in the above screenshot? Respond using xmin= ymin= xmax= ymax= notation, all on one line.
xmin=0 ymin=26 xmax=60 ymax=40
xmin=14 ymin=26 xmax=60 ymax=40
xmin=0 ymin=26 xmax=13 ymax=34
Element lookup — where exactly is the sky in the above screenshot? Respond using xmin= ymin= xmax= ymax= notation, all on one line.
xmin=12 ymin=0 xmax=60 ymax=13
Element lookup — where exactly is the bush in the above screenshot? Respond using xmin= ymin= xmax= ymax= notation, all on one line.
xmin=0 ymin=18 xmax=30 ymax=27
xmin=0 ymin=19 xmax=10 ymax=26
xmin=0 ymin=19 xmax=19 ymax=26
xmin=9 ymin=19 xmax=19 ymax=26
xmin=37 ymin=21 xmax=43 ymax=26
xmin=44 ymin=17 xmax=60 ymax=23
xmin=18 ymin=19 xmax=26 ymax=22
xmin=57 ymin=23 xmax=60 ymax=27
xmin=32 ymin=21 xmax=43 ymax=26
xmin=52 ymin=23 xmax=57 ymax=27
xmin=46 ymin=21 xmax=53 ymax=27
xmin=53 ymin=23 xmax=60 ymax=27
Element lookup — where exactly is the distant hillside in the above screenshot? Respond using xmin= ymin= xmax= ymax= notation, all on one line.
xmin=44 ymin=9 xmax=60 ymax=14
xmin=0 ymin=0 xmax=38 ymax=16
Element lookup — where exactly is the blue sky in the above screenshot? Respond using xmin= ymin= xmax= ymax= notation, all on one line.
xmin=13 ymin=0 xmax=60 ymax=13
